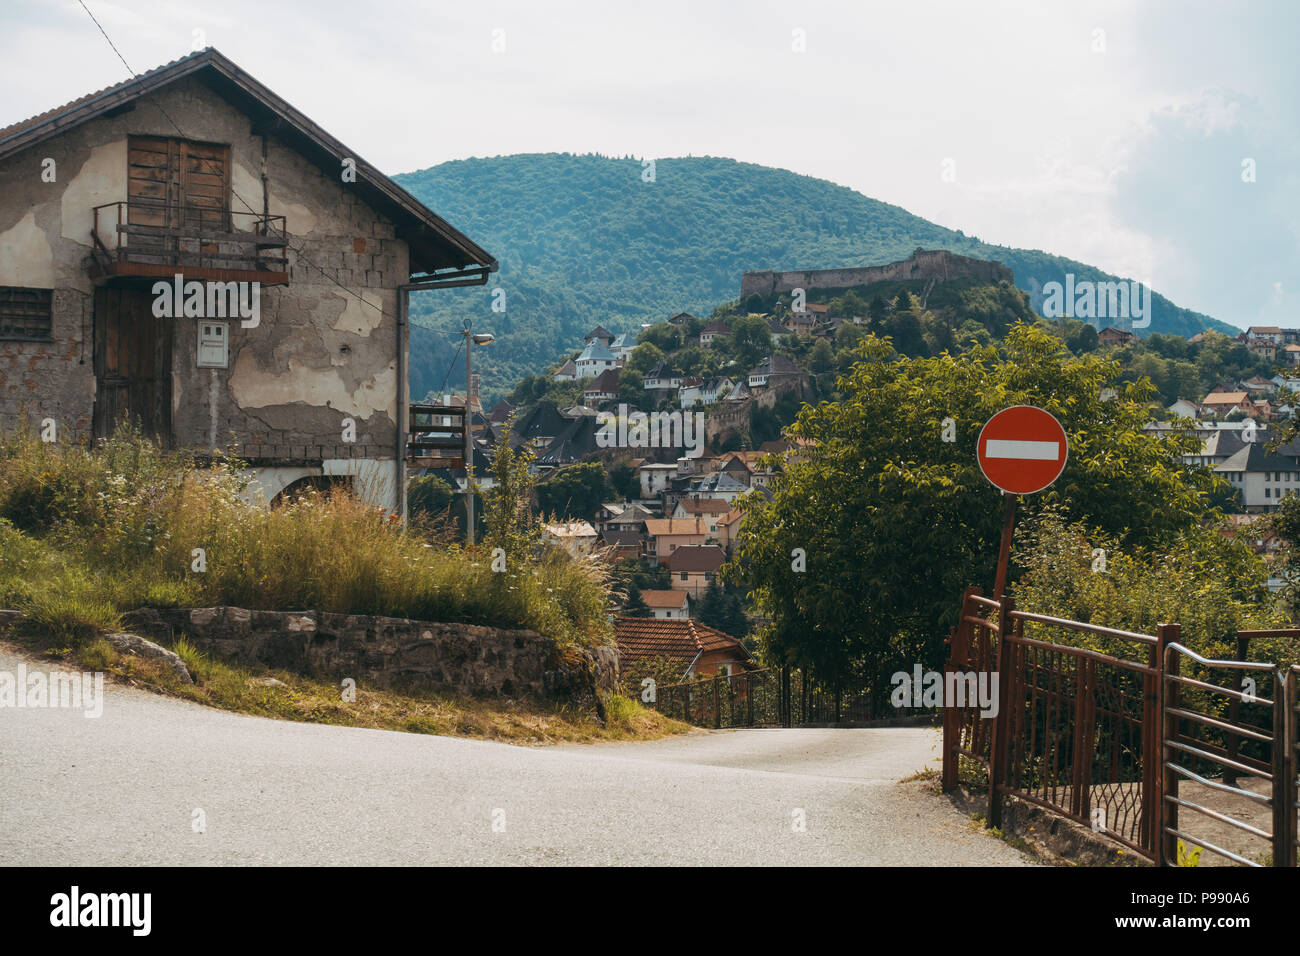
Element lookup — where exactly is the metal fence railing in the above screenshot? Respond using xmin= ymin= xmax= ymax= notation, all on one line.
xmin=651 ymin=665 xmax=897 ymax=729
xmin=942 ymin=588 xmax=1300 ymax=866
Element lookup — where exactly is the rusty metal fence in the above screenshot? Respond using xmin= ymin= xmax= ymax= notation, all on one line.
xmin=942 ymin=588 xmax=1300 ymax=866
xmin=652 ymin=665 xmax=888 ymax=729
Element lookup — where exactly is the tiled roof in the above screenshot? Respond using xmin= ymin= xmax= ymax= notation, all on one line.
xmin=749 ymin=354 xmax=804 ymax=376
xmin=0 ymin=48 xmax=495 ymax=275
xmin=544 ymin=520 xmax=596 ymax=537
xmin=677 ymin=498 xmax=729 ymax=515
xmin=1214 ymin=444 xmax=1299 ymax=473
xmin=614 ymin=617 xmax=747 ymax=663
xmin=601 ymin=529 xmax=643 ymax=547
xmin=645 ymin=361 xmax=681 ymax=380
xmin=645 ymin=517 xmax=706 ymax=536
xmin=639 ymin=589 xmax=689 ymax=609
xmin=665 ymin=545 xmax=726 ymax=572
xmin=585 ymin=368 xmax=621 ymax=392
xmin=690 ymin=472 xmax=748 ymax=493
xmin=578 ymin=340 xmax=616 ymax=362
xmin=1203 ymin=391 xmax=1248 ymax=404
xmin=0 ymin=50 xmax=206 ymax=145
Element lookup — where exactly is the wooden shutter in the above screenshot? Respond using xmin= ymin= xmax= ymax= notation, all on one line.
xmin=127 ymin=135 xmax=230 ymax=236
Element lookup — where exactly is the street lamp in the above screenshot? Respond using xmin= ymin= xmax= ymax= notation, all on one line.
xmin=463 ymin=325 xmax=494 ymax=546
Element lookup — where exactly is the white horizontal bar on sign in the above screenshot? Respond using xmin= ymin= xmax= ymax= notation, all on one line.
xmin=985 ymin=439 xmax=1060 ymax=460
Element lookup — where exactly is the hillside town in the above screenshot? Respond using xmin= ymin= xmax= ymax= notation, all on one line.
xmin=2 ymin=4 xmax=1298 ymax=885
xmin=406 ymin=253 xmax=1300 ymax=677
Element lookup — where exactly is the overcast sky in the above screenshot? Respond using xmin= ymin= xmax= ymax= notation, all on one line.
xmin=3 ymin=0 xmax=1296 ymax=330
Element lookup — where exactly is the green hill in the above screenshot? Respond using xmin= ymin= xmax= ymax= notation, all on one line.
xmin=394 ymin=153 xmax=1237 ymax=401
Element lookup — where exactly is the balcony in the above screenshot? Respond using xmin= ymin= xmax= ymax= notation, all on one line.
xmin=89 ymin=201 xmax=290 ymax=285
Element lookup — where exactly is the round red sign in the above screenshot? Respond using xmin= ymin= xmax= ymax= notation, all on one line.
xmin=976 ymin=405 xmax=1068 ymax=495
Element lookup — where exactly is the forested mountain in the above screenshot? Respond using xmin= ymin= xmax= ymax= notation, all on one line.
xmin=394 ymin=154 xmax=1237 ymax=402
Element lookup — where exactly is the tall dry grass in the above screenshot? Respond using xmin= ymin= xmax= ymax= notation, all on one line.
xmin=0 ymin=428 xmax=612 ymax=649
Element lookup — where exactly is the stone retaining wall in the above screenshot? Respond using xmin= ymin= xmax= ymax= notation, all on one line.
xmin=121 ymin=606 xmax=619 ymax=703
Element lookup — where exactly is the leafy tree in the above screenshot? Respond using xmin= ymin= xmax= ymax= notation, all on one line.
xmin=624 ymin=582 xmax=652 ymax=617
xmin=695 ymin=580 xmax=750 ymax=640
xmin=1264 ymin=496 xmax=1300 ymax=622
xmin=674 ymin=345 xmax=707 ymax=377
xmin=536 ymin=461 xmax=613 ymax=520
xmin=731 ymin=323 xmax=1223 ymax=691
xmin=730 ymin=314 xmax=773 ymax=369
xmin=616 ymin=367 xmax=649 ymax=407
xmin=408 ymin=474 xmax=456 ymax=522
xmin=480 ymin=419 xmax=540 ymax=556
xmin=809 ymin=339 xmax=835 ymax=374
xmin=638 ymin=323 xmax=681 ymax=352
xmin=608 ymin=460 xmax=640 ymax=500
xmin=1014 ymin=507 xmax=1281 ymax=659
xmin=627 ymin=342 xmax=665 ymax=374
xmin=826 ymin=291 xmax=868 ymax=318
xmin=955 ymin=319 xmax=992 ymax=349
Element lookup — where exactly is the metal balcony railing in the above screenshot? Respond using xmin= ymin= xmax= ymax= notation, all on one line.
xmin=90 ymin=201 xmax=289 ymax=281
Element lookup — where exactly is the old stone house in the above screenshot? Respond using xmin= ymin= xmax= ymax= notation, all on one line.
xmin=0 ymin=48 xmax=495 ymax=514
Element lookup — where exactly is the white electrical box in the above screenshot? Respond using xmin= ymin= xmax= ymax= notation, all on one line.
xmin=197 ymin=322 xmax=228 ymax=368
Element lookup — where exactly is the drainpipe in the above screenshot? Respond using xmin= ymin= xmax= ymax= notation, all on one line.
xmin=396 ymin=284 xmax=409 ymax=523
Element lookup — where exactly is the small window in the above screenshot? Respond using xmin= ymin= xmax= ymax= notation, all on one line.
xmin=197 ymin=322 xmax=229 ymax=368
xmin=680 ymin=571 xmax=689 ymax=580
xmin=0 ymin=286 xmax=53 ymax=340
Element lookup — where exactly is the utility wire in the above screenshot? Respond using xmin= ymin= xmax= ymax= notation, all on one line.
xmin=74 ymin=1 xmax=475 ymax=335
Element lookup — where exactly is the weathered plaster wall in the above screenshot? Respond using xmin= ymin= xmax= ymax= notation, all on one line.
xmin=0 ymin=132 xmax=100 ymax=437
xmin=0 ymin=76 xmax=408 ymax=472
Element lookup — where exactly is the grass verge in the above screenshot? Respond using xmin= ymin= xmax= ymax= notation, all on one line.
xmin=4 ymin=629 xmax=691 ymax=746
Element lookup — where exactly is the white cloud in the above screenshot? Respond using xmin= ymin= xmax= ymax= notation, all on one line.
xmin=2 ymin=0 xmax=1295 ymax=327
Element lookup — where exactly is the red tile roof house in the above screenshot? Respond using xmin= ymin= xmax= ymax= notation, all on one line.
xmin=644 ymin=516 xmax=708 ymax=562
xmin=614 ymin=617 xmax=750 ymax=679
xmin=639 ymin=589 xmax=690 ymax=620
xmin=671 ymin=497 xmax=729 ymax=539
xmin=665 ymin=544 xmax=726 ymax=597
xmin=717 ymin=508 xmax=745 ymax=553
xmin=1098 ymin=327 xmax=1137 ymax=346
xmin=1201 ymin=391 xmax=1254 ymax=417
xmin=0 ymin=48 xmax=496 ymax=517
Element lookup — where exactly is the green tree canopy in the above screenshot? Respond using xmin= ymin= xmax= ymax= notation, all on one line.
xmin=731 ymin=322 xmax=1221 ymax=687
xmin=536 ymin=461 xmax=614 ymax=520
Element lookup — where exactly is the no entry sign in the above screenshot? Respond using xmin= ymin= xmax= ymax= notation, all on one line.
xmin=976 ymin=405 xmax=1068 ymax=495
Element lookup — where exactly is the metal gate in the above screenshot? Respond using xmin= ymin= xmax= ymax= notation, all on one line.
xmin=942 ymin=588 xmax=1300 ymax=866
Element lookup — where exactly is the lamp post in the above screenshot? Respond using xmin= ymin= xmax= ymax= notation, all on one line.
xmin=463 ymin=324 xmax=494 ymax=546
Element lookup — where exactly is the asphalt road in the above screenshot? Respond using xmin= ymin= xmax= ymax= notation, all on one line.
xmin=0 ymin=646 xmax=1032 ymax=866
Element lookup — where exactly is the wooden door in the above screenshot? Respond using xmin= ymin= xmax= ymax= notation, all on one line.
xmin=93 ymin=286 xmax=172 ymax=444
